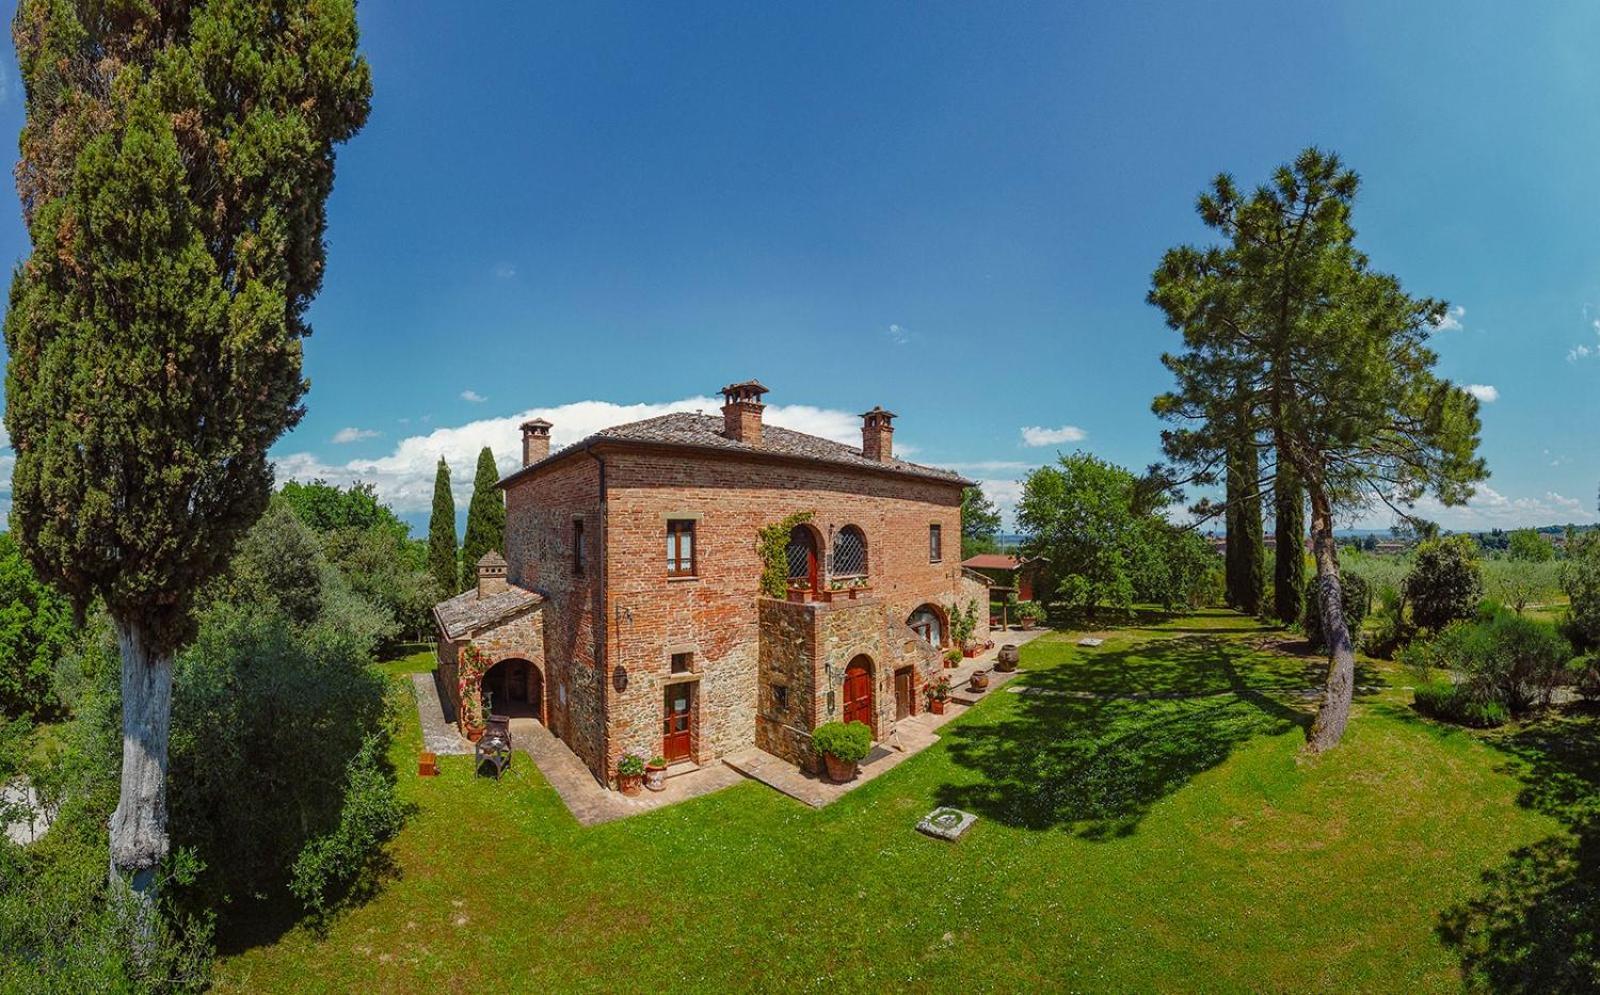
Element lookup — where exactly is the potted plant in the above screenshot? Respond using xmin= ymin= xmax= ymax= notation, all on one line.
xmin=645 ymin=755 xmax=668 ymax=792
xmin=927 ymin=676 xmax=952 ymax=714
xmin=943 ymin=648 xmax=962 ymax=669
xmin=617 ymin=753 xmax=647 ymax=796
xmin=811 ymin=720 xmax=871 ymax=783
xmin=948 ymin=598 xmax=980 ymax=656
xmin=1018 ymin=600 xmax=1046 ymax=631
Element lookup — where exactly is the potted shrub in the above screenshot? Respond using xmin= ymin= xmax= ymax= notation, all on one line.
xmin=617 ymin=753 xmax=647 ymax=796
xmin=645 ymin=755 xmax=668 ymax=792
xmin=811 ymin=720 xmax=871 ymax=783
xmin=948 ymin=598 xmax=980 ymax=656
xmin=1018 ymin=600 xmax=1046 ymax=631
xmin=943 ymin=648 xmax=962 ymax=669
xmin=927 ymin=676 xmax=952 ymax=714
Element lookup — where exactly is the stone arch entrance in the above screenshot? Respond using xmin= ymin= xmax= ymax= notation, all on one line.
xmin=842 ymin=654 xmax=874 ymax=735
xmin=908 ymin=604 xmax=947 ymax=648
xmin=481 ymin=657 xmax=543 ymax=721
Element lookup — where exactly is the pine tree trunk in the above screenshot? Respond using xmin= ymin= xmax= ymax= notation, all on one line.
xmin=108 ymin=619 xmax=173 ymax=908
xmin=1273 ymin=456 xmax=1306 ymax=625
xmin=1306 ymin=488 xmax=1355 ymax=751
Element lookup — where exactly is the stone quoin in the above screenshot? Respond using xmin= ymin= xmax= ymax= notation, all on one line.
xmin=432 ymin=380 xmax=989 ymax=789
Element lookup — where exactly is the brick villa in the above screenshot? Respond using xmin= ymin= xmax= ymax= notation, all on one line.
xmin=432 ymin=380 xmax=989 ymax=788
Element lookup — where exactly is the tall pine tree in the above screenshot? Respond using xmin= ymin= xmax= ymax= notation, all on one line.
xmin=428 ymin=458 xmax=459 ymax=596
xmin=1224 ymin=435 xmax=1264 ymax=615
xmin=1273 ymin=456 xmax=1306 ymax=624
xmin=4 ymin=0 xmax=368 ymax=902
xmin=461 ymin=447 xmax=507 ymax=583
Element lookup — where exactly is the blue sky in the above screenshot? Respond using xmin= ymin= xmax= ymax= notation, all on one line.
xmin=0 ymin=1 xmax=1596 ymax=534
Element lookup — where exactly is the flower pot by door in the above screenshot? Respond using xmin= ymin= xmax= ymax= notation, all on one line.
xmin=929 ymin=698 xmax=946 ymax=715
xmin=645 ymin=762 xmax=667 ymax=792
xmin=618 ymin=773 xmax=643 ymax=796
xmin=823 ymin=752 xmax=858 ymax=783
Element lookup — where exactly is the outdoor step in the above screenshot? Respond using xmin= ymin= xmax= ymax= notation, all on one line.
xmin=664 ymin=760 xmax=701 ymax=779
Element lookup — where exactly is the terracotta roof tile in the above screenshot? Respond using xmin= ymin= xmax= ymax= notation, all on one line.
xmin=433 ymin=584 xmax=541 ymax=641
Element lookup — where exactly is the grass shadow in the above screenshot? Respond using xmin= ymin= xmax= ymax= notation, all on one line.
xmin=934 ymin=634 xmax=1307 ymax=838
xmin=1435 ymin=711 xmax=1600 ymax=991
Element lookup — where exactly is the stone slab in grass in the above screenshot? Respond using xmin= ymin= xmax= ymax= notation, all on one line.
xmin=917 ymin=806 xmax=976 ymax=841
xmin=1077 ymin=637 xmax=1105 ymax=647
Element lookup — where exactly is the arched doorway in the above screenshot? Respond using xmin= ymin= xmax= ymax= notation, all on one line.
xmin=842 ymin=655 xmax=874 ymax=734
xmin=908 ymin=604 xmax=945 ymax=648
xmin=786 ymin=523 xmax=820 ymax=593
xmin=481 ymin=658 xmax=542 ymax=721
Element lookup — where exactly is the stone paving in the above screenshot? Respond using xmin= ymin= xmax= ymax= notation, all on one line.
xmin=411 ymin=672 xmax=472 ymax=756
xmin=724 ymin=626 xmax=1050 ymax=808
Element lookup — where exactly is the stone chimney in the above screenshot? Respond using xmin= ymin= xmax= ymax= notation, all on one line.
xmin=520 ymin=418 xmax=552 ymax=465
xmin=476 ymin=550 xmax=508 ymax=599
xmin=720 ymin=379 xmax=769 ymax=446
xmin=861 ymin=406 xmax=896 ymax=461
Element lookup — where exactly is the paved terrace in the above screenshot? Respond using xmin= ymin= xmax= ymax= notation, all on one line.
xmin=413 ymin=627 xmax=1052 ymax=824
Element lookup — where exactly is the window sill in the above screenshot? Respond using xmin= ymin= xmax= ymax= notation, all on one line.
xmin=665 ymin=671 xmax=701 ymax=685
xmin=666 ymin=574 xmax=701 ymax=583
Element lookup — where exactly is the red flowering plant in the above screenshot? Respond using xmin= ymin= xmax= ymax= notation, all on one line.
xmin=458 ymin=643 xmax=489 ymax=732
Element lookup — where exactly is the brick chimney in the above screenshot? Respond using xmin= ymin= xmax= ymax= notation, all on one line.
xmin=520 ymin=418 xmax=551 ymax=465
xmin=861 ymin=406 xmax=896 ymax=461
xmin=476 ymin=550 xmax=508 ymax=599
xmin=720 ymin=380 xmax=769 ymax=446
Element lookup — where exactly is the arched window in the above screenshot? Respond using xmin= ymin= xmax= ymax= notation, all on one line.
xmin=833 ymin=525 xmax=868 ymax=578
xmin=908 ymin=605 xmax=944 ymax=647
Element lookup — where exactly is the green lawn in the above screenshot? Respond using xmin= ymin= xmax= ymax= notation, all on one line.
xmin=374 ymin=646 xmax=437 ymax=679
xmin=213 ymin=609 xmax=1592 ymax=993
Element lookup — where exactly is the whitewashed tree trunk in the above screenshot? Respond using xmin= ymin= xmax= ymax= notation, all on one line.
xmin=108 ymin=620 xmax=172 ymax=907
xmin=1306 ymin=489 xmax=1356 ymax=751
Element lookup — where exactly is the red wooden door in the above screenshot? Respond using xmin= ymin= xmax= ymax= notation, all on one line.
xmin=894 ymin=667 xmax=913 ymax=720
xmin=663 ymin=685 xmax=693 ymax=762
xmin=843 ymin=659 xmax=873 ymax=731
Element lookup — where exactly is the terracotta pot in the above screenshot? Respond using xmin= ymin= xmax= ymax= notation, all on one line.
xmin=645 ymin=762 xmax=667 ymax=792
xmin=1021 ymin=619 xmax=1035 ymax=630
xmin=929 ymin=698 xmax=946 ymax=715
xmin=417 ymin=751 xmax=439 ymax=777
xmin=823 ymin=751 xmax=859 ymax=783
xmin=465 ymin=725 xmax=485 ymax=743
xmin=970 ymin=670 xmax=990 ymax=692
xmin=786 ymin=588 xmax=811 ymax=603
xmin=963 ymin=646 xmax=978 ymax=658
xmin=996 ymin=645 xmax=1020 ymax=672
xmin=618 ymin=772 xmax=644 ymax=796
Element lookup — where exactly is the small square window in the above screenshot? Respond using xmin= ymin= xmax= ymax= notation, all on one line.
xmin=770 ymin=684 xmax=789 ymax=712
xmin=670 ymin=652 xmax=692 ymax=675
xmin=929 ymin=523 xmax=943 ymax=563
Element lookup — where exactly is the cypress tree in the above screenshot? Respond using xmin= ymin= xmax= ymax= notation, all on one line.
xmin=4 ymin=0 xmax=368 ymax=902
xmin=461 ymin=447 xmax=507 ymax=584
xmin=1274 ymin=456 xmax=1307 ymax=625
xmin=428 ymin=458 xmax=459 ymax=596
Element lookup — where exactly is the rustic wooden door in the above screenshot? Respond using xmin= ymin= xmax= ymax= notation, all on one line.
xmin=663 ymin=684 xmax=693 ymax=762
xmin=894 ymin=667 xmax=913 ymax=720
xmin=843 ymin=658 xmax=873 ymax=732
xmin=787 ymin=525 xmax=819 ymax=592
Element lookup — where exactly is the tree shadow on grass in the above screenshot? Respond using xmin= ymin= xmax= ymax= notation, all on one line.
xmin=934 ymin=637 xmax=1310 ymax=838
xmin=1433 ymin=712 xmax=1600 ymax=992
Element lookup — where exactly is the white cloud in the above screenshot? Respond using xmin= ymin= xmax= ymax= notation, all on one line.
xmin=947 ymin=460 xmax=1035 ymax=474
xmin=974 ymin=477 xmax=1027 ymax=530
xmin=1570 ymin=344 xmax=1593 ymax=362
xmin=274 ymin=396 xmax=876 ymax=514
xmin=1401 ymin=485 xmax=1591 ymax=530
xmin=492 ymin=262 xmax=517 ymax=279
xmin=331 ymin=427 xmax=381 ymax=444
xmin=460 ymin=390 xmax=487 ymax=403
xmin=1429 ymin=305 xmax=1465 ymax=332
xmin=1465 ymin=384 xmax=1498 ymax=402
xmin=886 ymin=323 xmax=910 ymax=345
xmin=1020 ymin=425 xmax=1087 ymax=447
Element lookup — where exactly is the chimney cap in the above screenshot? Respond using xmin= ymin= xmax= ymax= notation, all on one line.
xmin=721 ymin=379 xmax=769 ymax=403
xmin=520 ymin=418 xmax=552 ymax=433
xmin=861 ymin=405 xmax=897 ymax=421
xmin=477 ymin=550 xmax=507 ymax=568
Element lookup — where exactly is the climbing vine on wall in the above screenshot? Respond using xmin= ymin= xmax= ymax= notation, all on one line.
xmin=459 ymin=642 xmax=488 ymax=730
xmin=757 ymin=510 xmax=814 ymax=598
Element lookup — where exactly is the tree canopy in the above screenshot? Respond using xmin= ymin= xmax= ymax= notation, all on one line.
xmin=961 ymin=485 xmax=1003 ymax=559
xmin=461 ymin=448 xmax=507 ymax=582
xmin=1149 ymin=147 xmax=1486 ymax=750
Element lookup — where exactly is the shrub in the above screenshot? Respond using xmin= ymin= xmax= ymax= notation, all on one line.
xmin=1568 ymin=655 xmax=1600 ymax=702
xmin=1302 ymin=571 xmax=1371 ymax=652
xmin=289 ymin=733 xmax=407 ymax=916
xmin=811 ymin=720 xmax=871 ymax=763
xmin=1405 ymin=535 xmax=1484 ymax=633
xmin=1018 ymin=600 xmax=1047 ymax=623
xmin=1412 ymin=680 xmax=1509 ymax=728
xmin=1562 ymin=532 xmax=1600 ymax=650
xmin=1365 ymin=585 xmax=1414 ymax=659
xmin=1417 ymin=605 xmax=1572 ymax=715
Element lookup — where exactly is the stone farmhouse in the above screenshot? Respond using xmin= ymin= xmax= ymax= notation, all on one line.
xmin=432 ymin=380 xmax=990 ymax=789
